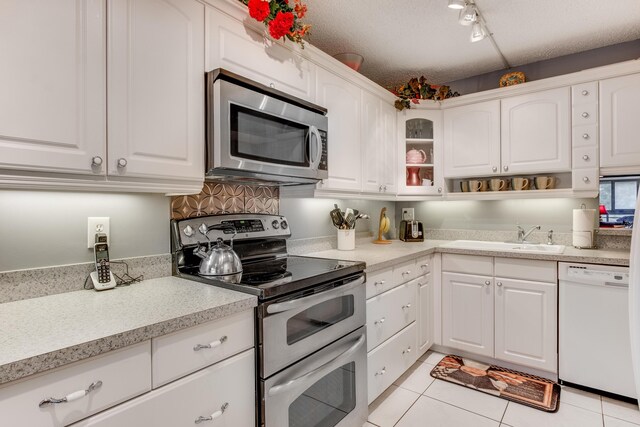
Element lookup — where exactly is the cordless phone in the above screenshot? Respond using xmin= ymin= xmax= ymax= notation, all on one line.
xmin=90 ymin=240 xmax=117 ymax=291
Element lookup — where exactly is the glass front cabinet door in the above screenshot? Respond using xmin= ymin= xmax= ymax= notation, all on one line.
xmin=397 ymin=108 xmax=444 ymax=196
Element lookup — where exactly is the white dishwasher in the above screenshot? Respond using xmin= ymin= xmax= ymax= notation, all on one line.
xmin=559 ymin=262 xmax=635 ymax=398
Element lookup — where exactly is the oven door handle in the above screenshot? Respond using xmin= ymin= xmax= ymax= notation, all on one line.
xmin=266 ymin=275 xmax=364 ymax=314
xmin=309 ymin=125 xmax=323 ymax=170
xmin=267 ymin=333 xmax=365 ymax=397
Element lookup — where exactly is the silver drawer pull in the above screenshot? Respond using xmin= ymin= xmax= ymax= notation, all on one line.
xmin=195 ymin=402 xmax=229 ymax=424
xmin=582 ymin=133 xmax=590 ymax=139
xmin=402 ymin=303 xmax=412 ymax=309
xmin=581 ymin=89 xmax=589 ymax=96
xmin=375 ymin=367 xmax=386 ymax=376
xmin=403 ymin=346 xmax=412 ymax=354
xmin=484 ymin=280 xmax=491 ymax=286
xmin=582 ymin=155 xmax=590 ymax=161
xmin=497 ymin=282 xmax=503 ymax=287
xmin=420 ymin=264 xmax=428 ymax=269
xmin=374 ymin=280 xmax=385 ymax=286
xmin=39 ymin=381 xmax=102 ymax=408
xmin=402 ymin=270 xmax=411 ymax=276
xmin=194 ymin=335 xmax=228 ymax=351
xmin=583 ymin=177 xmax=590 ymax=183
xmin=581 ymin=112 xmax=589 ymax=118
xmin=374 ymin=317 xmax=386 ymax=325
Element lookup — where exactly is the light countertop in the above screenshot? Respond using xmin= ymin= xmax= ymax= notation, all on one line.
xmin=0 ymin=276 xmax=256 ymax=385
xmin=305 ymin=239 xmax=630 ymax=272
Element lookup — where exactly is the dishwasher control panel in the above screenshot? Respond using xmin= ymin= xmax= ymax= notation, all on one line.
xmin=567 ymin=266 xmax=629 ymax=284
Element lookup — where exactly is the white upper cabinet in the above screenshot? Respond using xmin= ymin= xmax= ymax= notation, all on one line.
xmin=315 ymin=67 xmax=362 ymax=192
xmin=599 ymin=73 xmax=640 ymax=171
xmin=108 ymin=0 xmax=204 ymax=181
xmin=501 ymin=87 xmax=571 ymax=174
xmin=443 ymin=100 xmax=500 ymax=178
xmin=0 ymin=0 xmax=106 ymax=175
xmin=205 ymin=5 xmax=315 ymax=101
xmin=361 ymin=91 xmax=397 ymax=195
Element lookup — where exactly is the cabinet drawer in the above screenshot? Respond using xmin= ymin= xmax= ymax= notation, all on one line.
xmin=0 ymin=342 xmax=151 ymax=427
xmin=152 ymin=310 xmax=254 ymax=388
xmin=573 ymin=146 xmax=598 ymax=169
xmin=393 ymin=260 xmax=418 ymax=284
xmin=72 ymin=349 xmax=255 ymax=427
xmin=366 ymin=267 xmax=394 ymax=299
xmin=367 ymin=323 xmax=417 ymax=404
xmin=572 ymin=124 xmax=598 ymax=148
xmin=442 ymin=254 xmax=493 ymax=276
xmin=571 ymin=82 xmax=598 ymax=105
xmin=415 ymin=256 xmax=432 ymax=276
xmin=367 ymin=280 xmax=417 ymax=351
xmin=572 ymin=103 xmax=597 ymax=126
xmin=572 ymin=168 xmax=599 ymax=191
xmin=494 ymin=258 xmax=557 ymax=282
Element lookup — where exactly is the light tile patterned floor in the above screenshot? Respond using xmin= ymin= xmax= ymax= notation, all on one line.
xmin=364 ymin=351 xmax=640 ymax=427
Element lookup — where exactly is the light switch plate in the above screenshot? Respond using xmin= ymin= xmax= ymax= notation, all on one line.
xmin=88 ymin=217 xmax=110 ymax=248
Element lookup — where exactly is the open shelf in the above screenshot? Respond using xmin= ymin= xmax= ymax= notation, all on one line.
xmin=406 ymin=163 xmax=434 ymax=167
xmin=405 ymin=138 xmax=434 ymax=144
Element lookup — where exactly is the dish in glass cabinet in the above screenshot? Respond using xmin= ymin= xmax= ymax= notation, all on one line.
xmin=499 ymin=71 xmax=525 ymax=87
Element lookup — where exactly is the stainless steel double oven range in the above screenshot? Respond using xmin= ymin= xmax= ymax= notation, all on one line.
xmin=172 ymin=214 xmax=368 ymax=427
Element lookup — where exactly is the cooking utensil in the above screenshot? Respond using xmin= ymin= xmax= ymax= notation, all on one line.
xmin=345 ymin=212 xmax=356 ymax=229
xmin=330 ymin=207 xmax=345 ymax=229
xmin=194 ymin=224 xmax=243 ymax=283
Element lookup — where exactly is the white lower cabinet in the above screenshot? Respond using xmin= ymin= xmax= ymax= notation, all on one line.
xmin=0 ymin=342 xmax=151 ymax=427
xmin=418 ymin=273 xmax=434 ymax=354
xmin=367 ymin=323 xmax=417 ymax=404
xmin=71 ymin=349 xmax=255 ymax=427
xmin=366 ymin=280 xmax=417 ymax=351
xmin=441 ymin=254 xmax=558 ymax=373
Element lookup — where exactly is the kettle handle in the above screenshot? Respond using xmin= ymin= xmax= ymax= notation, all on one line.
xmin=201 ymin=224 xmax=237 ymax=248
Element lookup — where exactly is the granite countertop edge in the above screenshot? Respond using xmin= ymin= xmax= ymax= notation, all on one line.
xmin=0 ymin=278 xmax=257 ymax=386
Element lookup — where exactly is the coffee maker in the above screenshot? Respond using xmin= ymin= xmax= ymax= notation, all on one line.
xmin=399 ymin=208 xmax=424 ymax=242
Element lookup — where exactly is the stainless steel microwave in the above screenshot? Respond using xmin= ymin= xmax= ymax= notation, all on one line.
xmin=206 ymin=69 xmax=328 ymax=185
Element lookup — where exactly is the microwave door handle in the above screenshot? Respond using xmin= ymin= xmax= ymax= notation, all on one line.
xmin=266 ymin=275 xmax=364 ymax=314
xmin=267 ymin=333 xmax=365 ymax=397
xmin=309 ymin=125 xmax=323 ymax=169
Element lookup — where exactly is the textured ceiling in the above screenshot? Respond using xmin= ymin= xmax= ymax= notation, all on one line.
xmin=303 ymin=0 xmax=640 ymax=89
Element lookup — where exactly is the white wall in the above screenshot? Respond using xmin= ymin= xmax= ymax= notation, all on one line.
xmin=396 ymin=198 xmax=599 ymax=234
xmin=280 ymin=197 xmax=396 ymax=240
xmin=0 ymin=190 xmax=171 ymax=272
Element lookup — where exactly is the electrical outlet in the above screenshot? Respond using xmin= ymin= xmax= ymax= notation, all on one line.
xmin=402 ymin=208 xmax=414 ymax=221
xmin=88 ymin=217 xmax=110 ymax=248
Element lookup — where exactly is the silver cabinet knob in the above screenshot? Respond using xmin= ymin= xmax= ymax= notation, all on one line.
xmin=583 ymin=176 xmax=590 ymax=183
xmin=269 ymin=83 xmax=275 ymax=88
xmin=497 ymin=282 xmax=503 ymax=287
xmin=402 ymin=346 xmax=412 ymax=354
xmin=581 ymin=112 xmax=589 ymax=118
xmin=378 ymin=185 xmax=383 ymax=192
xmin=582 ymin=155 xmax=590 ymax=161
xmin=117 ymin=158 xmax=127 ymax=168
xmin=582 ymin=90 xmax=589 ymax=96
xmin=421 ymin=263 xmax=429 ymax=269
xmin=438 ymin=187 xmax=443 ymax=193
xmin=402 ymin=270 xmax=411 ymax=276
xmin=375 ymin=367 xmax=386 ymax=376
xmin=582 ymin=133 xmax=590 ymax=139
xmin=503 ymin=165 xmax=509 ymax=172
xmin=374 ymin=317 xmax=386 ymax=325
xmin=402 ymin=303 xmax=412 ymax=309
xmin=492 ymin=166 xmax=498 ymax=172
xmin=91 ymin=156 xmax=103 ymax=166
xmin=383 ymin=185 xmax=387 ymax=191
xmin=374 ymin=280 xmax=385 ymax=287
xmin=484 ymin=280 xmax=491 ymax=286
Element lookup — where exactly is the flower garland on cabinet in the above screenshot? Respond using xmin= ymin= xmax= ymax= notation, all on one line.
xmin=392 ymin=76 xmax=460 ymax=110
xmin=242 ymin=0 xmax=311 ymax=47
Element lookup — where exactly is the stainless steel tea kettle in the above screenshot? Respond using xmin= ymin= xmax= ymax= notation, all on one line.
xmin=193 ymin=223 xmax=243 ymax=283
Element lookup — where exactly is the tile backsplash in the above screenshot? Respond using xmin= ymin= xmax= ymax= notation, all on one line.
xmin=170 ymin=182 xmax=279 ymax=219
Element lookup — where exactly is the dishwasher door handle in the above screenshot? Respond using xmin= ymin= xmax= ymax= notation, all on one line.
xmin=605 ymin=281 xmax=629 ymax=289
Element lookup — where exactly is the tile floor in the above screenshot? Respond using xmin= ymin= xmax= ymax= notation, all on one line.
xmin=364 ymin=351 xmax=640 ymax=427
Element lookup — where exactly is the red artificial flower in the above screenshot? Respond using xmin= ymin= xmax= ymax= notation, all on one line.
xmin=268 ymin=11 xmax=294 ymax=40
xmin=248 ymin=0 xmax=270 ymax=22
xmin=294 ymin=0 xmax=307 ymax=19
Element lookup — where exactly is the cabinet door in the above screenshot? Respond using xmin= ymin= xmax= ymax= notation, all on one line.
xmin=418 ymin=273 xmax=434 ymax=355
xmin=315 ymin=68 xmax=362 ymax=191
xmin=501 ymin=87 xmax=571 ymax=174
xmin=600 ymin=73 xmax=640 ymax=170
xmin=205 ymin=5 xmax=315 ymax=101
xmin=72 ymin=350 xmax=255 ymax=427
xmin=108 ymin=0 xmax=204 ymax=181
xmin=443 ymin=100 xmax=501 ymax=178
xmin=361 ymin=90 xmax=383 ymax=193
xmin=381 ymin=101 xmax=398 ymax=194
xmin=0 ymin=0 xmax=106 ymax=175
xmin=494 ymin=278 xmax=557 ymax=372
xmin=442 ymin=272 xmax=494 ymax=357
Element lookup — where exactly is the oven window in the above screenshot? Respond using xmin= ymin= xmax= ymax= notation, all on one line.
xmin=287 ymin=295 xmax=355 ymax=345
xmin=289 ymin=362 xmax=356 ymax=427
xmin=230 ymin=104 xmax=310 ymax=167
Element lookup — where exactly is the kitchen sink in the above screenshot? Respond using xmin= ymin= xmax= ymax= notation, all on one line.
xmin=440 ymin=240 xmax=566 ymax=254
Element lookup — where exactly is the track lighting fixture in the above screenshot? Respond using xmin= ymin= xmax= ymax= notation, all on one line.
xmin=470 ymin=22 xmax=488 ymax=42
xmin=458 ymin=4 xmax=478 ymax=26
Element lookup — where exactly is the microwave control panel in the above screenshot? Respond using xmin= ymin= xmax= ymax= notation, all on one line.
xmin=319 ymin=130 xmax=328 ymax=171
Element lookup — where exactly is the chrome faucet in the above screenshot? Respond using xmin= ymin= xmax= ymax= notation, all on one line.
xmin=517 ymin=225 xmax=541 ymax=243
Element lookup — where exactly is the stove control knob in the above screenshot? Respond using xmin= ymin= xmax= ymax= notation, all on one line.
xmin=280 ymin=220 xmax=288 ymax=230
xmin=271 ymin=220 xmax=280 ymax=229
xmin=183 ymin=225 xmax=195 ymax=237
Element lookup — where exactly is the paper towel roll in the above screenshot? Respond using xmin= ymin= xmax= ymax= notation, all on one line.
xmin=573 ymin=231 xmax=594 ymax=248
xmin=573 ymin=209 xmax=597 ymax=232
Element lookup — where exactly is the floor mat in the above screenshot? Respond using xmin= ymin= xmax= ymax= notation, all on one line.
xmin=430 ymin=354 xmax=560 ymax=412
